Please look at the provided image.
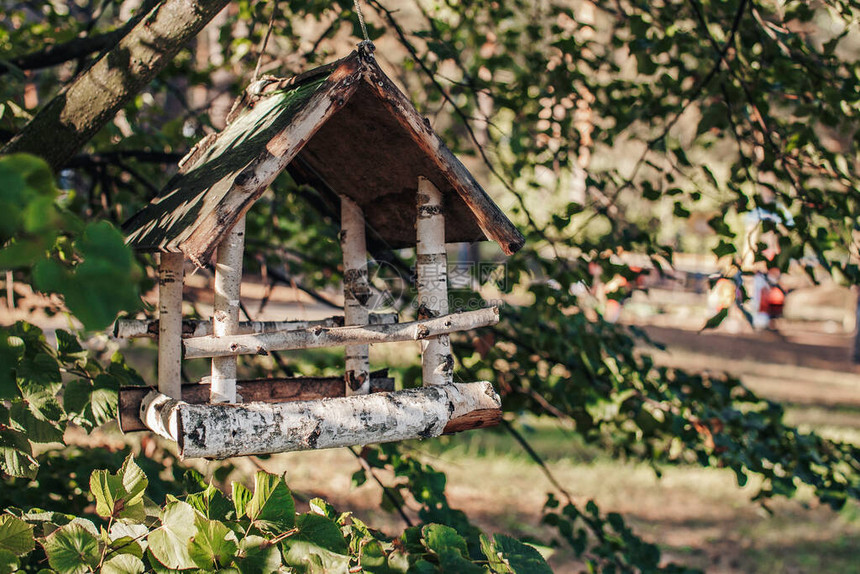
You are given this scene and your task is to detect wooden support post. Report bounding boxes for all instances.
[341,195,371,395]
[416,177,453,386]
[211,217,245,403]
[139,381,502,459]
[157,252,184,399]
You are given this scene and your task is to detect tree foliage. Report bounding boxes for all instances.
[1,0,859,571]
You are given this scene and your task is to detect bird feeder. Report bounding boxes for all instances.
[115,47,524,460]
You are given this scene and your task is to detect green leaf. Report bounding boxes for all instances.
[186,482,233,521]
[188,516,239,570]
[422,524,468,556]
[33,221,141,330]
[108,522,148,559]
[0,428,38,478]
[15,341,61,396]
[90,455,148,521]
[232,481,252,519]
[55,329,87,366]
[712,240,737,258]
[244,472,295,533]
[282,510,349,572]
[0,515,34,556]
[101,554,145,574]
[64,374,119,430]
[235,535,280,574]
[701,308,728,331]
[42,522,100,574]
[148,501,198,570]
[293,513,348,554]
[0,549,18,574]
[421,524,484,574]
[282,539,349,573]
[0,331,22,400]
[359,538,408,574]
[9,400,64,443]
[482,534,552,574]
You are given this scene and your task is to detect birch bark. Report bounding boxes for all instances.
[341,196,371,395]
[416,177,453,385]
[183,307,498,359]
[211,217,245,403]
[141,381,501,459]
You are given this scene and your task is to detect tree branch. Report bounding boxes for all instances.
[0,29,126,77]
[64,150,185,168]
[0,0,161,77]
[2,0,231,171]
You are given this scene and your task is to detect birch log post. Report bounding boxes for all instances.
[139,381,501,459]
[157,252,184,399]
[211,217,246,403]
[121,373,395,433]
[183,307,499,359]
[416,177,453,386]
[341,195,370,395]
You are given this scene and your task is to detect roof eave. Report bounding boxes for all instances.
[357,56,525,255]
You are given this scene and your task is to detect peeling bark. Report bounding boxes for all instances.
[114,313,398,339]
[182,307,499,359]
[416,177,453,386]
[211,217,245,403]
[140,390,181,442]
[341,195,370,395]
[139,381,502,459]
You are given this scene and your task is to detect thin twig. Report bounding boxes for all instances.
[501,419,575,505]
[349,447,414,527]
[253,2,279,82]
[368,0,561,260]
[647,0,749,147]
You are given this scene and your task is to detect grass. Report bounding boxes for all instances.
[189,399,854,574]
[114,324,860,572]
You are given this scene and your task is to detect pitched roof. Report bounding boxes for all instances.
[123,49,524,267]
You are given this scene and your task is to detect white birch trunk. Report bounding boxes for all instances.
[211,217,245,403]
[114,313,398,339]
[341,195,370,395]
[416,177,452,386]
[140,382,501,459]
[183,307,499,359]
[157,252,184,399]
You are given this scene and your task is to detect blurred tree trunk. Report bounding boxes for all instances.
[853,288,860,364]
[1,0,230,171]
[571,1,595,206]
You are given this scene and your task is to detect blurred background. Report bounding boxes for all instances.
[2,0,860,572]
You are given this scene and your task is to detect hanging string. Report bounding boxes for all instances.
[353,0,374,51]
[252,2,279,82]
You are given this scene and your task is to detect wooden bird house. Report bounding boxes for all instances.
[115,47,524,459]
